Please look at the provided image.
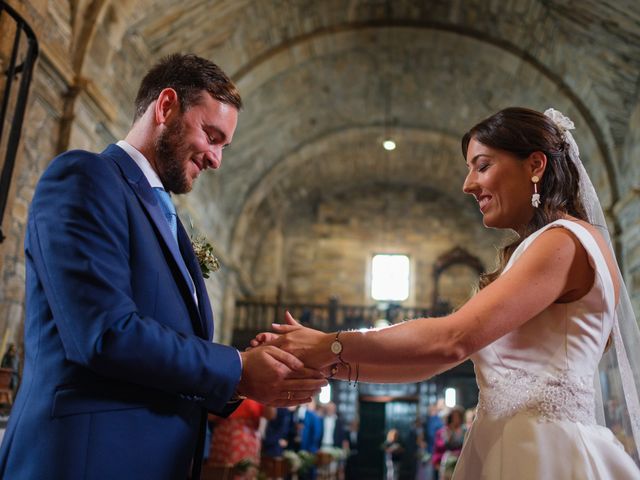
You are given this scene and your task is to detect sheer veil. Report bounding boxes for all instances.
[545,108,640,463]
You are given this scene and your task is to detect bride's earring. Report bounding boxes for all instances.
[531,175,541,208]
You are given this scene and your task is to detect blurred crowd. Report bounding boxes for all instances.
[204,398,353,479]
[202,395,477,480]
[414,400,475,480]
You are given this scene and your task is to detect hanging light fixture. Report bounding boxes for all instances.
[381,79,396,151]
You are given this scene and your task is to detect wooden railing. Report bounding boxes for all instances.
[232,247,484,348]
[232,296,451,348]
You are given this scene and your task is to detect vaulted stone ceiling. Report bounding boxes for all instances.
[74,0,640,272]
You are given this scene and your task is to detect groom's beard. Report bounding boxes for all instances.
[155,118,190,194]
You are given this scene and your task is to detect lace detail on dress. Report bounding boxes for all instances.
[478,369,596,424]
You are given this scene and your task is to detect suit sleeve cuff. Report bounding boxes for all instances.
[228,349,246,402]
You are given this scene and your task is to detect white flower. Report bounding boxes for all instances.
[283,450,302,472]
[544,108,575,132]
[190,236,220,278]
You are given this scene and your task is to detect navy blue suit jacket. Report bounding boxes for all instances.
[263,408,293,457]
[300,410,323,453]
[0,145,242,479]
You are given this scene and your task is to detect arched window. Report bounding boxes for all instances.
[432,247,484,313]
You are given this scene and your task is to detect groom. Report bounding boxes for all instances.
[0,54,326,479]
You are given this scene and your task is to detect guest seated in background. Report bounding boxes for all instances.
[296,398,323,480]
[318,402,348,479]
[414,416,428,480]
[423,401,445,480]
[261,407,294,479]
[320,402,348,450]
[298,398,323,454]
[383,428,404,480]
[209,398,276,479]
[0,344,19,392]
[262,407,293,459]
[432,407,466,480]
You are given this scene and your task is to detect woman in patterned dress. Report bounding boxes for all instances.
[209,399,276,479]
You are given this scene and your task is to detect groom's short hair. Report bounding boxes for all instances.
[133,53,242,120]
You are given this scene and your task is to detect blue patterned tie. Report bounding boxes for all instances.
[153,187,178,242]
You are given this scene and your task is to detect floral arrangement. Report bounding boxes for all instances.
[282,450,302,472]
[296,450,317,474]
[318,446,348,461]
[441,453,458,478]
[190,235,220,278]
[232,458,258,474]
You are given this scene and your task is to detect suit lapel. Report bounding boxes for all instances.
[103,145,205,336]
[177,221,213,340]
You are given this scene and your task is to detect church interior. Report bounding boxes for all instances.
[1,0,640,478]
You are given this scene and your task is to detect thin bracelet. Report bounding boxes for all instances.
[353,362,360,387]
[336,331,348,365]
[334,331,353,383]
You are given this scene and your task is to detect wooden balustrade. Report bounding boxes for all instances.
[233,296,449,348]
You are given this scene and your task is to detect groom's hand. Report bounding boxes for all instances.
[237,345,327,407]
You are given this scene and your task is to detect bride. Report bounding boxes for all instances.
[252,107,640,478]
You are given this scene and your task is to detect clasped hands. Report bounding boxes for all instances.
[238,312,335,407]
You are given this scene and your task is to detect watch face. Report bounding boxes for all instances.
[331,340,343,355]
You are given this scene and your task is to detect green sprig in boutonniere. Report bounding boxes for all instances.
[190,234,221,279]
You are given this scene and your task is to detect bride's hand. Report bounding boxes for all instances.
[268,312,333,370]
[248,312,298,349]
[248,332,280,349]
[247,310,300,348]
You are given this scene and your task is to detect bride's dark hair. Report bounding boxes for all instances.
[461,107,588,289]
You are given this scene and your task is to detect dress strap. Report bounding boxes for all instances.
[505,220,615,308]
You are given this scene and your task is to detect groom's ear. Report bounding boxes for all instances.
[155,88,180,125]
[527,151,547,179]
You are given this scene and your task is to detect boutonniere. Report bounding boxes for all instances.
[190,235,221,278]
[186,218,220,278]
[188,218,220,278]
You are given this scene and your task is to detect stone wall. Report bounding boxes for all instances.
[248,185,504,309]
[0,1,76,350]
[618,101,640,314]
[0,61,69,349]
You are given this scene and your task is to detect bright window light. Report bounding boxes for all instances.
[371,254,410,301]
[319,384,331,404]
[445,388,457,408]
[382,139,396,151]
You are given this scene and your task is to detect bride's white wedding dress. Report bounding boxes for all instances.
[452,220,640,479]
